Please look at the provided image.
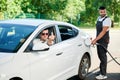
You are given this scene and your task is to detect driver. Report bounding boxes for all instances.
[32,29,55,50]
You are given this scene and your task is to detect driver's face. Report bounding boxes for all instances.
[99,9,106,17]
[40,30,49,41]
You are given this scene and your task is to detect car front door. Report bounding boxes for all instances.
[26,24,81,80]
[25,25,73,80]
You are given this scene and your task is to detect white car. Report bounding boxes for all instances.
[0,19,92,80]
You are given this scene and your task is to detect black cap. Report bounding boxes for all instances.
[99,6,106,10]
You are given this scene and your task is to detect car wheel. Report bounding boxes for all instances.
[78,54,90,79]
[9,77,23,80]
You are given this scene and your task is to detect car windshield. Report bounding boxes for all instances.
[0,24,36,53]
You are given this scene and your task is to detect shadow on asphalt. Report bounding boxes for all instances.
[67,72,120,80]
[67,75,80,80]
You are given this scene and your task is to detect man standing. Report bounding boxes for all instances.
[92,6,111,79]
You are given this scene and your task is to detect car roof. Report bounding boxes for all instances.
[0,19,59,26]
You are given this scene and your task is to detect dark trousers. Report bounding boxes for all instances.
[97,43,108,75]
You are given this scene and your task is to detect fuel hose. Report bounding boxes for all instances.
[96,43,120,66]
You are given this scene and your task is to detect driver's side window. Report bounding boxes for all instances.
[25,26,56,52]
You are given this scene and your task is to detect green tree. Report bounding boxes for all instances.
[29,0,68,19]
[0,0,7,19]
[106,0,120,22]
[0,0,23,19]
[0,0,119,27]
[84,0,99,25]
[84,0,120,26]
[6,0,23,19]
[0,0,7,12]
[62,0,85,23]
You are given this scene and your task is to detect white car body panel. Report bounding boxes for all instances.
[0,53,30,80]
[28,36,84,80]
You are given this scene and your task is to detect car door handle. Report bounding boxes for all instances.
[78,44,82,46]
[56,52,63,56]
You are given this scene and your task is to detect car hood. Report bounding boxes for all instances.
[0,53,14,65]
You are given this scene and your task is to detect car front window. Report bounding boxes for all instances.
[0,24,36,53]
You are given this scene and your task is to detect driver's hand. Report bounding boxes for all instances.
[48,32,55,41]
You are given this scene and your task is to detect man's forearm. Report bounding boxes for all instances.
[92,27,109,45]
[95,30,106,41]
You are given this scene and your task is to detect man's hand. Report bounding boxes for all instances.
[48,32,55,41]
[91,39,97,45]
[47,32,55,46]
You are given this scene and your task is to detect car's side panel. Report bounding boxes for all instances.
[0,53,30,80]
[27,40,77,80]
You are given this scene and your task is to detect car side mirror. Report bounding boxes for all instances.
[32,43,49,51]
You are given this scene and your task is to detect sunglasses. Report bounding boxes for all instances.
[41,33,49,35]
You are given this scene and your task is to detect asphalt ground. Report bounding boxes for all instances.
[68,29,120,80]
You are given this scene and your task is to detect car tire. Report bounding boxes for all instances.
[78,54,90,79]
[9,77,23,80]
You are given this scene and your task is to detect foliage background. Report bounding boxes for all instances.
[0,0,120,27]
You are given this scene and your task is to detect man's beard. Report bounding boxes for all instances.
[101,14,106,17]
